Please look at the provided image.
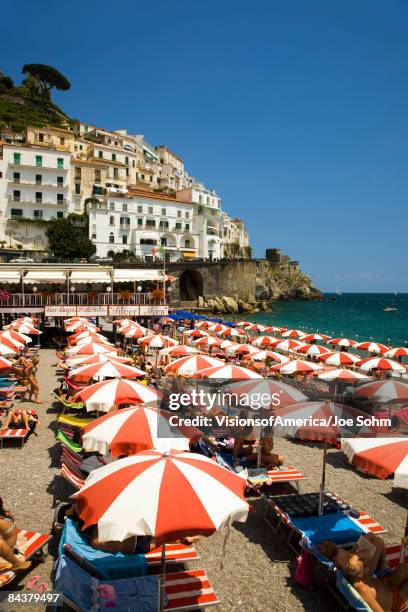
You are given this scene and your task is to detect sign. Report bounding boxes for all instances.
[139,305,169,316]
[77,305,108,317]
[0,307,44,314]
[108,305,140,317]
[44,306,77,317]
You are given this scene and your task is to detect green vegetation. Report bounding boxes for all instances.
[0,64,71,132]
[46,214,96,260]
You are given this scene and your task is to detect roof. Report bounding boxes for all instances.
[127,188,192,205]
[71,158,108,168]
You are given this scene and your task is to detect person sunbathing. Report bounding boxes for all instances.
[233,430,284,468]
[0,498,31,571]
[89,526,199,554]
[319,537,408,612]
[2,408,40,430]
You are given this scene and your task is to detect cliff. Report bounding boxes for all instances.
[255,259,322,302]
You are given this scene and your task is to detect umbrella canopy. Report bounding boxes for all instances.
[218,327,246,338]
[165,355,225,376]
[319,351,361,366]
[114,318,137,327]
[74,335,113,348]
[65,321,98,333]
[0,356,13,371]
[274,339,303,352]
[384,348,408,359]
[271,359,323,375]
[207,323,228,333]
[82,406,196,456]
[159,345,200,357]
[65,354,131,367]
[219,340,239,350]
[281,329,305,339]
[318,369,372,383]
[357,357,406,373]
[73,379,160,413]
[194,336,222,348]
[329,338,356,348]
[65,343,117,357]
[184,329,210,339]
[0,343,17,356]
[301,333,331,343]
[353,380,408,402]
[74,449,249,543]
[225,378,307,408]
[121,325,150,339]
[251,336,280,348]
[296,344,331,357]
[68,331,107,345]
[0,330,31,345]
[355,342,390,355]
[0,336,23,351]
[138,335,178,349]
[341,438,408,488]
[227,344,260,356]
[9,323,41,335]
[195,364,263,380]
[262,326,284,334]
[251,350,290,363]
[68,361,146,382]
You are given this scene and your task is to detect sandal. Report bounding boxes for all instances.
[36,582,48,593]
[26,575,41,590]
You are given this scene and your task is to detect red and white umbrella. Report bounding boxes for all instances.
[65,354,131,367]
[319,351,361,367]
[301,333,331,343]
[227,344,260,356]
[353,380,408,402]
[355,342,390,355]
[74,335,113,348]
[10,323,41,335]
[251,350,289,363]
[0,330,31,345]
[0,356,13,371]
[274,339,303,352]
[195,364,263,380]
[262,326,284,334]
[384,348,408,359]
[75,449,249,543]
[82,406,196,456]
[252,335,280,348]
[220,340,239,350]
[65,342,118,357]
[184,329,210,339]
[219,327,246,338]
[341,438,408,488]
[68,361,146,382]
[194,336,222,348]
[138,335,178,349]
[271,359,323,375]
[207,323,228,333]
[329,338,356,348]
[159,345,199,357]
[236,321,251,328]
[114,318,137,327]
[121,325,150,339]
[357,357,406,373]
[73,378,161,412]
[296,344,331,357]
[226,378,307,407]
[194,321,214,329]
[65,321,98,333]
[281,329,305,339]
[0,343,17,356]
[165,355,224,377]
[68,331,107,345]
[318,369,371,383]
[0,336,23,351]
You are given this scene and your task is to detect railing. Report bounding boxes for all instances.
[0,292,166,307]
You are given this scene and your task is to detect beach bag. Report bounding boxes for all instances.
[294,549,313,587]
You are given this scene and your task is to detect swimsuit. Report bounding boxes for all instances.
[381,575,407,611]
[0,514,16,537]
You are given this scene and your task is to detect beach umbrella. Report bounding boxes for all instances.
[65,342,117,357]
[0,330,32,345]
[357,357,406,373]
[184,329,210,339]
[353,380,408,402]
[227,344,260,356]
[74,448,249,544]
[384,348,408,360]
[0,336,24,351]
[355,342,390,355]
[296,344,331,357]
[0,356,13,371]
[317,369,372,383]
[121,325,150,339]
[271,359,323,375]
[219,327,246,338]
[0,343,17,356]
[165,355,224,377]
[220,340,239,350]
[251,335,280,348]
[73,378,160,412]
[82,406,197,457]
[329,338,356,348]
[74,335,113,348]
[194,321,214,329]
[251,350,290,363]
[68,361,146,382]
[158,316,176,325]
[341,438,408,488]
[68,331,108,345]
[195,363,263,380]
[236,321,251,328]
[225,378,307,408]
[301,333,331,343]
[281,329,306,339]
[274,339,304,353]
[65,354,131,367]
[9,323,41,335]
[113,318,137,327]
[159,345,199,357]
[262,326,284,334]
[65,321,99,333]
[319,351,361,366]
[207,323,228,333]
[194,336,222,349]
[138,335,178,349]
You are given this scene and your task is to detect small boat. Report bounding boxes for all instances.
[384,306,397,312]
[336,287,342,296]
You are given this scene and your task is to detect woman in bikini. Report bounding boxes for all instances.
[0,498,31,572]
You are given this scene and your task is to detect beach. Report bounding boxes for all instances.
[1,347,407,611]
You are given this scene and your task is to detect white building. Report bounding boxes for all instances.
[220,211,250,258]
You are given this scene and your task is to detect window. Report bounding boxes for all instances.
[35,192,42,203]
[137,218,143,226]
[175,222,182,230]
[125,156,129,165]
[60,137,65,146]
[161,208,166,216]
[132,160,135,168]
[161,237,167,246]
[33,210,43,219]
[109,233,114,243]
[140,238,157,245]
[150,176,153,182]
[84,126,88,133]
[113,168,118,179]
[75,183,81,195]
[13,190,21,202]
[93,185,103,196]
[57,157,64,169]
[37,133,44,142]
[57,211,64,219]
[75,167,81,180]
[198,195,203,203]
[177,210,182,218]
[57,176,63,186]
[11,208,22,218]
[148,206,153,214]
[57,193,64,203]
[109,202,115,211]
[185,212,189,219]
[98,151,103,159]
[91,232,97,239]
[159,220,169,229]
[35,155,42,167]
[141,174,145,180]
[122,235,127,245]
[184,239,190,248]
[122,203,128,212]
[112,153,116,161]
[13,153,21,165]
[35,174,42,185]
[13,172,20,183]
[94,169,101,182]
[137,205,143,213]
[207,197,210,204]
[109,216,115,225]
[185,223,190,231]
[146,219,156,227]
[120,217,130,226]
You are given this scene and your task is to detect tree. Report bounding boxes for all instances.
[46,215,95,260]
[22,64,71,98]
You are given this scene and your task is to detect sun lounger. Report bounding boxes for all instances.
[0,529,51,589]
[0,428,28,449]
[52,391,84,413]
[61,446,83,471]
[146,544,200,566]
[56,429,82,453]
[60,462,86,490]
[57,414,93,429]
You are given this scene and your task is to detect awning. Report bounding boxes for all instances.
[113,270,164,283]
[24,271,67,284]
[182,252,196,258]
[0,271,21,284]
[70,270,111,284]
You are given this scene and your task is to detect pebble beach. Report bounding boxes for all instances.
[0,348,406,611]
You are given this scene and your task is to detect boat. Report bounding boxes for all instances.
[336,287,342,296]
[384,306,397,312]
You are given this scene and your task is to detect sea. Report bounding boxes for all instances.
[229,293,408,348]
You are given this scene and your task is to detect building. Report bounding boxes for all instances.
[221,212,250,258]
[155,145,192,191]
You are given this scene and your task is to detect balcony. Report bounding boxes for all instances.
[0,292,165,307]
[8,179,67,189]
[9,162,68,171]
[7,196,68,206]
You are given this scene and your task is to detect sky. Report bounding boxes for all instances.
[1,0,408,292]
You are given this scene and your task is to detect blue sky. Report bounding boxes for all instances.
[2,0,408,291]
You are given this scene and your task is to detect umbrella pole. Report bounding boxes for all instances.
[399,511,408,565]
[159,543,166,612]
[318,441,328,516]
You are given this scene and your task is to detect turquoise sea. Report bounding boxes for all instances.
[233,293,408,348]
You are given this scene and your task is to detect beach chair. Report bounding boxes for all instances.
[0,529,51,589]
[56,429,82,454]
[0,428,28,449]
[55,546,219,612]
[60,462,86,490]
[57,414,94,429]
[52,391,84,413]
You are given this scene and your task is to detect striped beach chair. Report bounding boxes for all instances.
[0,529,51,589]
[60,462,86,490]
[0,428,28,449]
[146,544,200,566]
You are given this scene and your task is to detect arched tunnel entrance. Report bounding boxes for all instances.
[179,269,204,301]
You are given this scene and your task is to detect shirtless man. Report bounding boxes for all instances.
[0,498,31,571]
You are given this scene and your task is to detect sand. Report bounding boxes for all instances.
[0,348,406,611]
